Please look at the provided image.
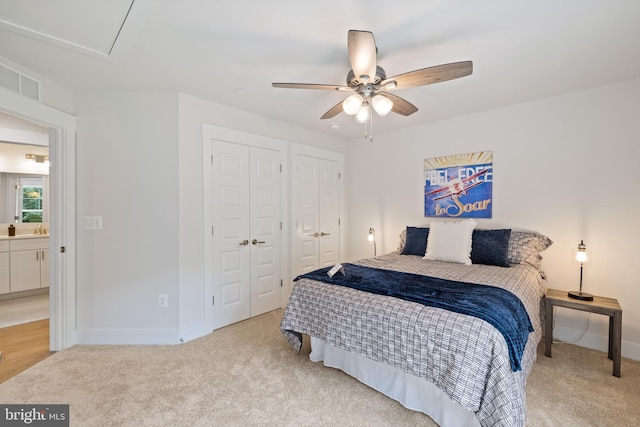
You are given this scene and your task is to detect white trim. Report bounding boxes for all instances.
[75,328,178,345]
[0,87,76,351]
[178,320,208,344]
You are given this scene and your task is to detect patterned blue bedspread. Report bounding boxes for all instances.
[295,263,533,371]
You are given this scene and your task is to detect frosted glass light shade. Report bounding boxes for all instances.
[372,94,393,116]
[342,93,363,115]
[573,240,589,264]
[355,102,371,123]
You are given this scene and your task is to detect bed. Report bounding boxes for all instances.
[280,222,552,427]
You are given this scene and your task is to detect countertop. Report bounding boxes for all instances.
[0,234,50,240]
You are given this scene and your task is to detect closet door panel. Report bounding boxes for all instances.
[293,155,320,275]
[212,141,251,328]
[250,147,281,316]
[318,159,341,267]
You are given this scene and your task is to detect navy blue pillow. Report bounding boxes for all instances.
[401,227,429,256]
[471,229,512,267]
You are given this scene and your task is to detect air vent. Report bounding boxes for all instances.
[0,63,41,101]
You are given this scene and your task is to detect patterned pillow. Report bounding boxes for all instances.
[507,231,553,269]
[471,229,512,267]
[397,228,407,252]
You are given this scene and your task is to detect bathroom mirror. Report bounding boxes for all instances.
[0,113,50,225]
[1,173,48,223]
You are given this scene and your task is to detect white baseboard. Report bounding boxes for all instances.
[178,320,212,343]
[75,328,180,345]
[553,325,640,362]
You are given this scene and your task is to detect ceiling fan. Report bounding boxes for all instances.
[272,30,473,141]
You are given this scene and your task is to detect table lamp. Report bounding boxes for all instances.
[568,240,593,301]
[368,227,377,256]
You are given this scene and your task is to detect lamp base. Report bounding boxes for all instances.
[568,290,594,301]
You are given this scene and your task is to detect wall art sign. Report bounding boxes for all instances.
[424,151,493,218]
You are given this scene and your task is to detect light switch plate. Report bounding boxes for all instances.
[84,216,102,230]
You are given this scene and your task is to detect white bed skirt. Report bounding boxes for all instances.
[309,336,481,427]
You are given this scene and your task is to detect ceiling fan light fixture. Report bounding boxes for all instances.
[372,94,393,117]
[355,101,371,123]
[342,93,363,115]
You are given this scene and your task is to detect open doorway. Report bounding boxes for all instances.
[0,91,76,353]
[0,113,51,328]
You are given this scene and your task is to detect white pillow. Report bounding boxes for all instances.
[423,219,477,264]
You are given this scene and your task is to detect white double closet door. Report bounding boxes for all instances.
[211,140,282,329]
[293,153,342,275]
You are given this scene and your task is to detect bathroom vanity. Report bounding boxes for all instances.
[0,235,49,298]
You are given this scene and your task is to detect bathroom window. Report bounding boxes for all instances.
[21,184,43,222]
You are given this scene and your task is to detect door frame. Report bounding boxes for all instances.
[202,124,289,331]
[0,89,76,351]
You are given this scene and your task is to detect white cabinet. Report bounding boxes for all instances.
[9,237,49,292]
[0,241,9,294]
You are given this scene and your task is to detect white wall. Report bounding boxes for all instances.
[346,78,640,361]
[74,91,181,344]
[71,89,346,345]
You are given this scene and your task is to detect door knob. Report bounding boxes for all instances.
[239,240,249,246]
[320,232,331,236]
[252,239,265,245]
[308,232,320,237]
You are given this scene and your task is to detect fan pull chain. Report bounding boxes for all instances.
[363,107,373,142]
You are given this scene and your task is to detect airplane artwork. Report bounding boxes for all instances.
[424,168,490,201]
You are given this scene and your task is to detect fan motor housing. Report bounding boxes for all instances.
[347,66,387,87]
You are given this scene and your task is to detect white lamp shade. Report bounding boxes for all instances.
[372,94,393,116]
[576,250,588,263]
[342,93,363,115]
[573,240,589,264]
[355,102,371,123]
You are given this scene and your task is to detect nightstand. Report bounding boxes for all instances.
[544,288,622,377]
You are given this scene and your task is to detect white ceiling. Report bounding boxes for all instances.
[0,0,639,141]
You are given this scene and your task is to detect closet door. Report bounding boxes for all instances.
[211,140,282,328]
[212,141,251,328]
[317,159,341,267]
[249,147,281,316]
[292,154,342,277]
[294,155,320,274]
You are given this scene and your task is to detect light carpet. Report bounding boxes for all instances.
[0,309,638,426]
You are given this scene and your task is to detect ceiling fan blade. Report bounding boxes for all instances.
[382,61,473,90]
[348,30,377,84]
[272,83,349,91]
[320,100,345,119]
[379,92,419,116]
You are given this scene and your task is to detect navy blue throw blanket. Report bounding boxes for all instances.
[295,263,533,372]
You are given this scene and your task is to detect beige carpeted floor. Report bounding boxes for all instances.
[0,309,638,426]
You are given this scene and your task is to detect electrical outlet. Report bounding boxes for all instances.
[158,294,168,308]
